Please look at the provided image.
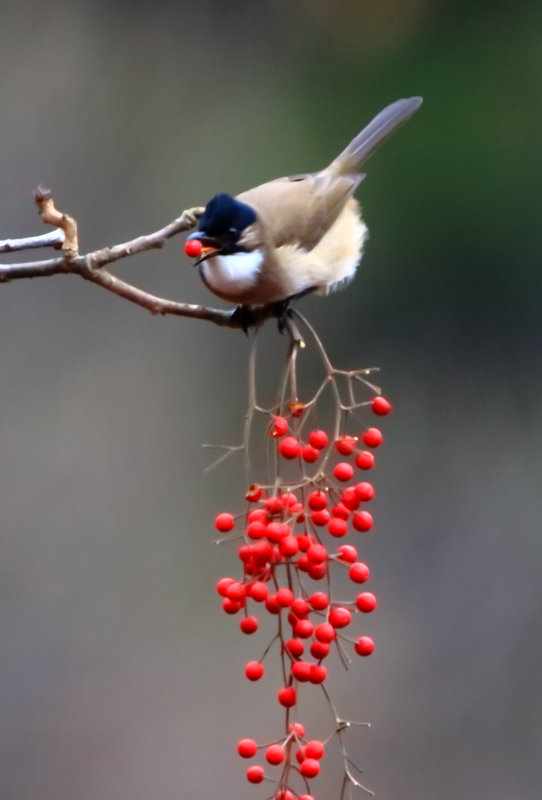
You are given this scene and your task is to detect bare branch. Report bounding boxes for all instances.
[0,192,289,331]
[34,187,78,256]
[0,228,64,253]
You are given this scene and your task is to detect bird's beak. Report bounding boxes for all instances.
[186,230,222,264]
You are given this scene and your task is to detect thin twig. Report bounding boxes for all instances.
[0,229,64,253]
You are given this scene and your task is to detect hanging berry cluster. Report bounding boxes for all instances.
[213,369,393,800]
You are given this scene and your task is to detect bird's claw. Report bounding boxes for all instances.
[230,304,257,335]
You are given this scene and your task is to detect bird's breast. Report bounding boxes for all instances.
[199,250,264,302]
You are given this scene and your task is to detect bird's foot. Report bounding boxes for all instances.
[272,301,305,349]
[230,304,257,335]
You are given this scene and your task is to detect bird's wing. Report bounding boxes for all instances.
[237,171,363,250]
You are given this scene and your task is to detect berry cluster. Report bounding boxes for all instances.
[213,395,392,799]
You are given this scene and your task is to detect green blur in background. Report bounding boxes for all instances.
[1,2,541,799]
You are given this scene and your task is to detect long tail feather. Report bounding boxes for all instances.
[327,96,422,175]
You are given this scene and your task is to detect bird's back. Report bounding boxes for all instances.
[237,171,362,250]
[237,97,421,251]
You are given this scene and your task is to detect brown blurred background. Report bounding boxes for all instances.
[1,1,542,798]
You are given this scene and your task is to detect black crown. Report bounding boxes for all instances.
[198,193,257,242]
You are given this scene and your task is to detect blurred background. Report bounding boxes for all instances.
[1,1,541,798]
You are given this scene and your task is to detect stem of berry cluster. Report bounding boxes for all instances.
[212,313,393,800]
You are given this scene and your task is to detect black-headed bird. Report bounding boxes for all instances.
[185,97,422,316]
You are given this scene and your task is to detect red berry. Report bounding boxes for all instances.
[305,740,325,759]
[296,554,310,572]
[289,400,306,418]
[355,635,375,656]
[372,396,393,416]
[335,435,357,455]
[352,510,373,532]
[294,618,314,638]
[309,430,329,449]
[355,481,375,501]
[265,594,280,614]
[238,738,258,758]
[328,517,348,537]
[356,450,375,470]
[309,591,329,610]
[334,462,355,482]
[300,758,320,778]
[356,591,377,612]
[289,722,305,737]
[247,520,267,540]
[240,616,259,634]
[216,577,235,596]
[309,664,327,683]
[307,491,328,511]
[314,622,335,642]
[245,484,263,502]
[226,581,246,601]
[265,496,284,514]
[331,502,350,520]
[276,791,295,800]
[184,238,202,258]
[238,544,254,563]
[245,661,264,680]
[307,543,327,564]
[249,581,268,602]
[278,686,297,707]
[266,521,289,543]
[291,597,309,617]
[310,640,330,659]
[276,587,294,607]
[280,535,300,557]
[299,796,315,800]
[329,606,352,628]
[337,544,358,563]
[265,744,286,765]
[308,562,328,580]
[215,512,234,532]
[246,765,264,783]
[270,416,288,437]
[285,638,305,658]
[281,492,299,507]
[340,486,360,511]
[349,562,370,583]
[279,436,301,459]
[292,660,312,682]
[301,444,320,463]
[222,598,243,614]
[362,427,383,448]
[296,745,307,763]
[296,533,313,552]
[252,541,273,563]
[310,509,330,527]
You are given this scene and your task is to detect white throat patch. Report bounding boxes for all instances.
[200,250,263,297]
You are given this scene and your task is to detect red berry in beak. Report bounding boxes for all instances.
[184,238,203,258]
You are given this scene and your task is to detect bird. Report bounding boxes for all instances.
[185,97,422,321]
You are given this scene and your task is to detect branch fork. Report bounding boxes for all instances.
[0,189,287,333]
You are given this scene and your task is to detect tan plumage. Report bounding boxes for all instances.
[192,97,422,306]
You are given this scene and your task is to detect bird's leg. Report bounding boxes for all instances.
[271,300,305,350]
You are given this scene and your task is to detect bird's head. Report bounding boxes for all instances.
[185,193,258,263]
